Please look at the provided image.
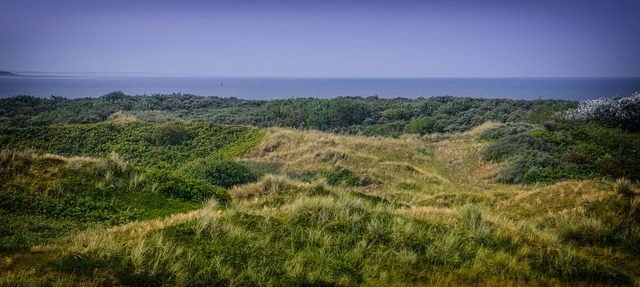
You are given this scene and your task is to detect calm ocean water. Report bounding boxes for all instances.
[1,75,639,101]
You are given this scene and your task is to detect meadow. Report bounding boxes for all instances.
[0,92,639,286]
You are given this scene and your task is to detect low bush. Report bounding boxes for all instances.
[477,123,538,141]
[482,132,552,162]
[482,122,640,184]
[181,159,258,189]
[496,150,566,184]
[145,169,230,204]
[404,117,444,135]
[321,167,374,187]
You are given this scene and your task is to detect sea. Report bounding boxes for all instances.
[1,75,640,101]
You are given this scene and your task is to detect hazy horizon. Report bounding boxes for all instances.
[2,0,639,78]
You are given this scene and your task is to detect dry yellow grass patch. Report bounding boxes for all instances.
[108,111,139,123]
[231,174,327,201]
[243,126,526,208]
[244,128,454,205]
[495,180,612,220]
[393,206,460,224]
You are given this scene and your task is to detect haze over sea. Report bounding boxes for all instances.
[1,75,639,101]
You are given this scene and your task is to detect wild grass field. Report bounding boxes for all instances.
[1,93,639,286]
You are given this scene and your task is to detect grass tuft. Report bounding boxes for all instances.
[616,178,636,199]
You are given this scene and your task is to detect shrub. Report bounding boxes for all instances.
[496,150,565,184]
[404,117,444,135]
[477,123,538,141]
[182,159,258,189]
[381,108,411,121]
[321,167,373,186]
[482,132,552,162]
[146,169,230,204]
[154,122,189,145]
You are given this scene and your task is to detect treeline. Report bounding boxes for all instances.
[0,91,575,136]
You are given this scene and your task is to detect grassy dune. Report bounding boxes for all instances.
[2,123,638,286]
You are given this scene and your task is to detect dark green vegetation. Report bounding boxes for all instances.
[181,159,259,189]
[1,92,639,286]
[0,91,574,135]
[480,93,640,184]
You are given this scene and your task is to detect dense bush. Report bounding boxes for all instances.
[482,131,553,162]
[153,122,190,145]
[477,123,538,141]
[321,167,373,186]
[1,93,575,136]
[145,169,230,203]
[496,150,566,184]
[181,159,258,189]
[482,122,640,184]
[404,117,444,135]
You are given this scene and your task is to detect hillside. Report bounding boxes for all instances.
[1,123,639,286]
[1,94,639,286]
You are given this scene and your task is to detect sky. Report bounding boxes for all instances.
[1,0,639,77]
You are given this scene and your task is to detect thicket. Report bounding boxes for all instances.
[0,92,575,136]
[481,93,640,184]
[180,159,259,189]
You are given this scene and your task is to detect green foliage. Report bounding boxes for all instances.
[181,159,258,189]
[437,97,472,115]
[496,150,566,184]
[0,121,261,170]
[525,103,575,124]
[404,117,444,135]
[482,123,640,184]
[321,167,373,187]
[145,169,230,204]
[381,108,411,121]
[477,122,538,141]
[153,122,190,145]
[1,92,574,136]
[482,131,552,162]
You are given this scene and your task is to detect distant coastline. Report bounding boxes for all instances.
[1,75,639,101]
[0,71,21,77]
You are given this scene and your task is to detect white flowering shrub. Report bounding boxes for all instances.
[564,92,640,132]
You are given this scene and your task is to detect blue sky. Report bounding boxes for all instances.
[1,0,639,77]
